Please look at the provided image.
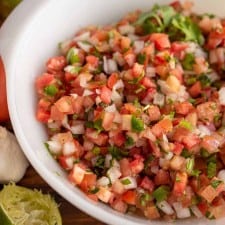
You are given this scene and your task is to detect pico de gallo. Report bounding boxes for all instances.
[35,1,225,221]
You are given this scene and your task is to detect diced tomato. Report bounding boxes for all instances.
[122,190,137,205]
[69,163,86,185]
[79,173,97,192]
[148,140,161,158]
[102,112,115,131]
[172,142,184,155]
[58,156,74,170]
[124,53,136,67]
[107,73,118,89]
[173,172,188,196]
[147,105,161,122]
[132,62,144,78]
[72,96,84,114]
[50,105,65,121]
[55,96,74,114]
[175,101,193,115]
[150,33,171,50]
[38,98,51,110]
[100,85,112,104]
[120,158,132,177]
[154,169,170,185]
[188,81,202,97]
[111,198,128,213]
[144,203,160,219]
[36,73,55,90]
[197,101,220,123]
[140,176,154,192]
[155,65,169,78]
[201,134,221,153]
[140,77,156,89]
[36,108,50,123]
[171,42,188,53]
[197,202,209,215]
[85,128,108,146]
[46,56,67,73]
[86,55,99,67]
[110,131,126,147]
[120,36,131,50]
[151,118,173,137]
[130,157,144,174]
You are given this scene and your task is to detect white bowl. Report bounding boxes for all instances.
[0,0,224,224]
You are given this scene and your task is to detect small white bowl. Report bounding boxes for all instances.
[0,0,224,224]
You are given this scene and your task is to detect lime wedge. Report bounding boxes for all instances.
[0,184,62,225]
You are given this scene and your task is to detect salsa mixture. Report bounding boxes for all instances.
[35,1,225,220]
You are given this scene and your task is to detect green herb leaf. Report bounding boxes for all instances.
[131,115,144,132]
[179,119,193,131]
[108,146,129,160]
[137,53,146,65]
[94,156,105,169]
[182,53,195,70]
[140,193,152,206]
[200,148,210,158]
[191,169,201,177]
[153,186,169,202]
[170,14,204,45]
[121,178,131,185]
[125,136,134,148]
[198,74,211,87]
[207,161,216,178]
[44,85,58,96]
[93,119,103,133]
[89,187,100,194]
[92,146,101,155]
[181,148,192,158]
[211,180,223,189]
[186,157,194,174]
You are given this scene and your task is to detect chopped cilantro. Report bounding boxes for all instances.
[186,157,194,174]
[153,186,169,202]
[179,119,193,130]
[211,180,223,189]
[94,156,105,169]
[66,47,80,64]
[198,74,211,87]
[181,148,192,158]
[92,146,101,155]
[207,162,216,178]
[89,187,100,194]
[121,178,131,185]
[182,53,195,70]
[188,98,196,104]
[44,85,58,96]
[125,136,134,147]
[108,146,129,160]
[131,115,144,132]
[85,119,103,133]
[140,193,152,206]
[137,53,146,65]
[200,148,210,158]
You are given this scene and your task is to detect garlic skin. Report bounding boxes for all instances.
[0,126,29,183]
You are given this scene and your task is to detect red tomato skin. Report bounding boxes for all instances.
[150,33,171,50]
[0,57,9,121]
[100,86,112,104]
[122,191,137,205]
[140,176,154,192]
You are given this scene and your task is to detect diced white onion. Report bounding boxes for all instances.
[107,166,122,184]
[111,90,122,104]
[105,154,113,168]
[70,124,85,134]
[146,66,156,77]
[47,122,60,129]
[113,79,124,90]
[172,202,191,219]
[218,170,225,183]
[165,152,174,160]
[135,138,146,147]
[74,31,90,42]
[77,41,92,52]
[207,71,219,82]
[62,115,70,129]
[107,59,118,74]
[113,52,125,66]
[63,141,76,156]
[133,40,144,54]
[97,176,110,186]
[197,124,212,137]
[95,96,102,105]
[105,104,117,113]
[70,93,78,99]
[120,176,137,190]
[153,92,165,107]
[157,201,174,215]
[83,89,94,96]
[151,165,159,174]
[83,140,94,151]
[118,24,135,35]
[127,34,139,41]
[190,205,203,218]
[46,140,62,155]
[219,87,225,105]
[65,156,75,170]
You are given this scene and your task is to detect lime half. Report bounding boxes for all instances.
[0,184,62,225]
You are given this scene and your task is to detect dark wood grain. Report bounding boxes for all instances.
[18,166,106,225]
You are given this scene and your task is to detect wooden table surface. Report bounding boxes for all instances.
[18,166,106,225]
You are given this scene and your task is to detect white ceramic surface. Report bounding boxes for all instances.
[0,0,225,224]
